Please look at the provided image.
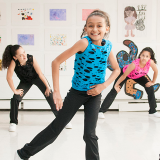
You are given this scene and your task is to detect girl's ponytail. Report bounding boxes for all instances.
[80,24,87,39]
[2,44,20,69]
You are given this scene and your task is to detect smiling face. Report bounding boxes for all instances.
[84,15,109,45]
[13,47,27,65]
[139,51,151,64]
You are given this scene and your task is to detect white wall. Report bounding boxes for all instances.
[0,0,160,101]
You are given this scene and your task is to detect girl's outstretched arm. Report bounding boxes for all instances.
[87,50,120,96]
[114,62,135,92]
[33,56,51,97]
[7,60,24,96]
[145,60,158,87]
[52,39,88,111]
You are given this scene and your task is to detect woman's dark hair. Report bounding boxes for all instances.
[138,47,157,64]
[2,45,21,69]
[81,9,111,39]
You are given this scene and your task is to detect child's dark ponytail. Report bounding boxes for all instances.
[138,47,157,64]
[2,44,21,69]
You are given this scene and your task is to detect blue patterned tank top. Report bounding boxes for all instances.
[72,36,112,91]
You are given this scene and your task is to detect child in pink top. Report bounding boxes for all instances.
[99,47,160,118]
[122,58,151,79]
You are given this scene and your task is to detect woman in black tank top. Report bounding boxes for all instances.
[2,45,72,132]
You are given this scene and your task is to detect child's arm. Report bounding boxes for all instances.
[114,62,135,92]
[33,56,51,97]
[52,39,88,111]
[145,60,158,87]
[7,60,24,96]
[87,50,120,96]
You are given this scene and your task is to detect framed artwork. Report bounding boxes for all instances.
[44,53,74,76]
[118,0,152,42]
[45,29,72,50]
[12,28,40,50]
[44,3,72,26]
[0,29,7,51]
[157,0,160,43]
[11,3,40,25]
[76,3,104,26]
[0,3,6,25]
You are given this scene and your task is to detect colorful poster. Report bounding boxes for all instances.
[18,34,34,45]
[50,9,66,21]
[0,35,1,44]
[50,34,67,46]
[82,9,94,21]
[17,8,34,20]
[59,61,67,71]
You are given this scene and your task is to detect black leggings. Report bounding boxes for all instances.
[10,77,58,124]
[18,88,101,160]
[99,70,157,114]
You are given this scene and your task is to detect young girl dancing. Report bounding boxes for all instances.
[98,47,160,119]
[14,10,120,160]
[2,45,72,131]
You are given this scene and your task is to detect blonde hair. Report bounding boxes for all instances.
[81,9,111,39]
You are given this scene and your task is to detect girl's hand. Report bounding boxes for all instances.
[53,91,63,111]
[87,84,105,96]
[14,89,24,97]
[145,81,154,87]
[45,87,51,97]
[114,85,121,93]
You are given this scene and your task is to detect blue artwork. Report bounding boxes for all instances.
[18,34,34,45]
[50,9,66,21]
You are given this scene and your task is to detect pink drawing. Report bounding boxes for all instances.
[82,9,95,21]
[124,6,137,37]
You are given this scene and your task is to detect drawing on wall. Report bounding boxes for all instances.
[12,4,39,25]
[107,39,160,99]
[17,8,34,20]
[118,0,152,42]
[0,11,1,20]
[50,9,66,21]
[59,61,67,71]
[50,34,67,46]
[18,34,34,45]
[135,5,146,31]
[45,29,72,50]
[124,6,137,37]
[0,59,2,71]
[44,4,71,26]
[0,35,1,44]
[76,3,104,26]
[124,5,147,37]
[82,9,94,21]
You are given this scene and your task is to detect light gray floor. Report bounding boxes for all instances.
[0,110,160,160]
